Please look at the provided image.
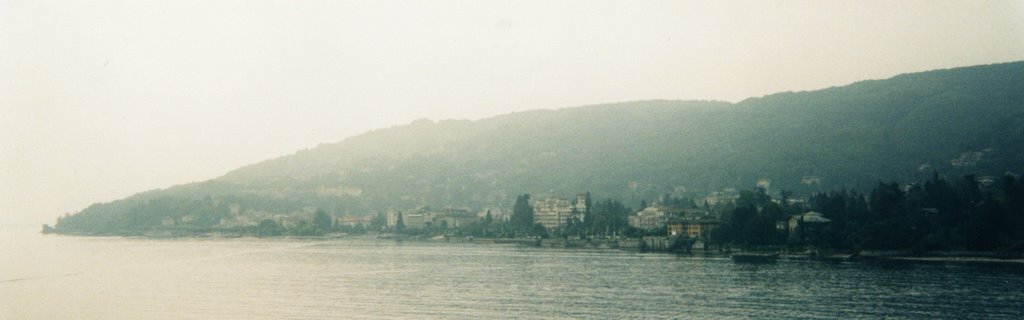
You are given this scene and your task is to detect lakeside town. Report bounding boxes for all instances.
[48,172,1024,264]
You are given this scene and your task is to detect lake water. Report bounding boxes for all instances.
[2,230,1023,319]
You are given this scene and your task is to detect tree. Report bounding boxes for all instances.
[780,190,793,208]
[727,204,756,246]
[484,210,493,225]
[579,191,594,231]
[511,194,534,231]
[588,198,629,237]
[736,189,771,210]
[563,215,584,238]
[530,223,549,238]
[369,212,386,231]
[256,219,284,237]
[396,212,405,232]
[313,209,332,232]
[584,191,593,216]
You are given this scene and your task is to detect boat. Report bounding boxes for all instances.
[731,252,780,263]
[819,253,857,262]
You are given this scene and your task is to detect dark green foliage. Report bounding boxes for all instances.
[670,236,692,252]
[256,219,284,237]
[395,212,405,232]
[718,206,780,248]
[586,198,631,237]
[713,189,787,248]
[807,173,1024,252]
[313,209,332,232]
[369,212,386,231]
[510,194,534,231]
[530,223,548,238]
[713,172,1024,253]
[810,189,870,248]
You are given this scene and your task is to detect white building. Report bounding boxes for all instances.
[787,211,831,235]
[629,206,677,231]
[403,212,425,229]
[533,194,586,230]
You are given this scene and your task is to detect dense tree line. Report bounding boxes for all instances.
[713,173,1024,253]
[582,198,632,237]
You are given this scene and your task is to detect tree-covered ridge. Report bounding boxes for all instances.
[55,61,1024,235]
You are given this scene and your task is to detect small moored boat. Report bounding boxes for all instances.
[731,252,780,263]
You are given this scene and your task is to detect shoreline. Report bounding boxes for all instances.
[45,231,1024,265]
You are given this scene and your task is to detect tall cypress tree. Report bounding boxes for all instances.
[511,194,534,231]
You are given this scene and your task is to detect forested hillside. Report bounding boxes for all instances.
[56,62,1024,234]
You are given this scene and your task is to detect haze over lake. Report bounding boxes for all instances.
[4,1,1024,319]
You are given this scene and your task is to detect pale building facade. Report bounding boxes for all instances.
[533,194,587,230]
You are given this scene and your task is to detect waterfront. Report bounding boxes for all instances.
[2,230,1023,319]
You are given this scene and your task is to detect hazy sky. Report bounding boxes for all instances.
[2,0,1023,228]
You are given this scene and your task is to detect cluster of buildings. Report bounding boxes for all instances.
[381,193,591,232]
[209,187,831,242]
[385,207,508,229]
[377,193,588,233]
[628,201,833,243]
[702,189,739,206]
[216,205,321,229]
[629,205,721,240]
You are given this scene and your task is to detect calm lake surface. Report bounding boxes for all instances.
[2,230,1023,319]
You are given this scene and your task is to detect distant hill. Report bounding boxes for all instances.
[56,61,1024,234]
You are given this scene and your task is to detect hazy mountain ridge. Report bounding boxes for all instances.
[56,62,1024,233]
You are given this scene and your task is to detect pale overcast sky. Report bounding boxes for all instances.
[2,0,1023,228]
